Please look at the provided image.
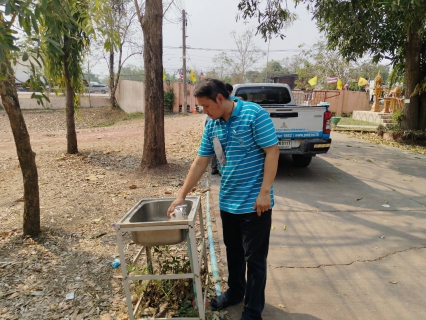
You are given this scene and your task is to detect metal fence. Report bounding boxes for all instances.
[292,90,340,106]
[292,90,312,105]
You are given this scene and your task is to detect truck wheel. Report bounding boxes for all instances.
[292,155,312,167]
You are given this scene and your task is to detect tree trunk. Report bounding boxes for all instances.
[419,49,426,131]
[64,37,78,154]
[402,31,421,130]
[0,58,41,236]
[141,0,167,167]
[87,60,92,107]
[111,45,124,109]
[109,46,119,108]
[419,92,426,130]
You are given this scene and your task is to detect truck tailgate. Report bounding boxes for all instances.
[265,106,327,139]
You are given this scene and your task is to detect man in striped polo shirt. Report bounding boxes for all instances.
[167,79,279,320]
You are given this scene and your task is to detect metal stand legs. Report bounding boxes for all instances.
[115,205,207,320]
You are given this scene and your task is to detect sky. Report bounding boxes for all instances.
[91,0,323,78]
[163,0,322,76]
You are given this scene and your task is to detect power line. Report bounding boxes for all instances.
[186,53,198,72]
[163,0,182,25]
[164,45,302,53]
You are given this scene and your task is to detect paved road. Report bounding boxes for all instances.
[211,131,426,320]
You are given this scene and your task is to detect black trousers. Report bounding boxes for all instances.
[220,209,272,320]
[210,155,218,171]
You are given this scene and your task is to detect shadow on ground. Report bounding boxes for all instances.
[224,301,321,320]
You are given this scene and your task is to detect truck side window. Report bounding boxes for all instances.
[280,91,291,104]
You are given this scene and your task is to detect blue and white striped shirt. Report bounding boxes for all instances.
[198,98,278,214]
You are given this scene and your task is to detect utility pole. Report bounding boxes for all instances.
[182,9,187,114]
[264,38,271,83]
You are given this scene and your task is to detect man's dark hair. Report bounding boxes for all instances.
[225,83,233,94]
[194,78,230,101]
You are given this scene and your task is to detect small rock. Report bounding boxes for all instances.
[66,292,75,300]
[143,307,156,315]
[100,314,112,320]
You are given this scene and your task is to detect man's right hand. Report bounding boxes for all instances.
[167,198,186,219]
[166,156,210,219]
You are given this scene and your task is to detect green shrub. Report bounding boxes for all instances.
[164,88,175,112]
[392,109,404,128]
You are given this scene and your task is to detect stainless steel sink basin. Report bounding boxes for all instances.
[115,197,200,246]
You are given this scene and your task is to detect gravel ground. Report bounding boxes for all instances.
[0,107,218,320]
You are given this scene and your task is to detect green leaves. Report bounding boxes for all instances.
[103,39,111,52]
[5,1,12,14]
[31,14,39,34]
[235,0,425,129]
[236,0,296,41]
[1,0,90,109]
[45,38,64,54]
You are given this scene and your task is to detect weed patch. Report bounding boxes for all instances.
[94,112,145,127]
[130,245,208,318]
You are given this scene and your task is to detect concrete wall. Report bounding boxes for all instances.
[14,80,198,114]
[115,80,144,113]
[116,80,197,114]
[13,85,369,116]
[17,93,110,109]
[353,110,384,124]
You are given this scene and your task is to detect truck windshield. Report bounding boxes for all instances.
[234,86,292,105]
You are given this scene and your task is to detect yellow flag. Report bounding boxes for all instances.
[337,78,343,90]
[190,70,197,83]
[308,76,317,86]
[358,77,368,86]
[163,69,166,81]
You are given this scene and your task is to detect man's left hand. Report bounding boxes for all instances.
[254,191,271,217]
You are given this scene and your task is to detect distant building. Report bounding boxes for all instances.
[270,74,298,89]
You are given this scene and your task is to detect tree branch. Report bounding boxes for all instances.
[8,13,18,29]
[120,53,136,67]
[133,0,144,29]
[163,0,175,17]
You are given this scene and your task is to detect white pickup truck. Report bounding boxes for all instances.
[232,83,332,167]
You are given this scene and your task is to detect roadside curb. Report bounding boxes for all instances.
[333,125,378,132]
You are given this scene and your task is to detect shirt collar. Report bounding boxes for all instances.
[231,97,242,118]
[213,97,242,125]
